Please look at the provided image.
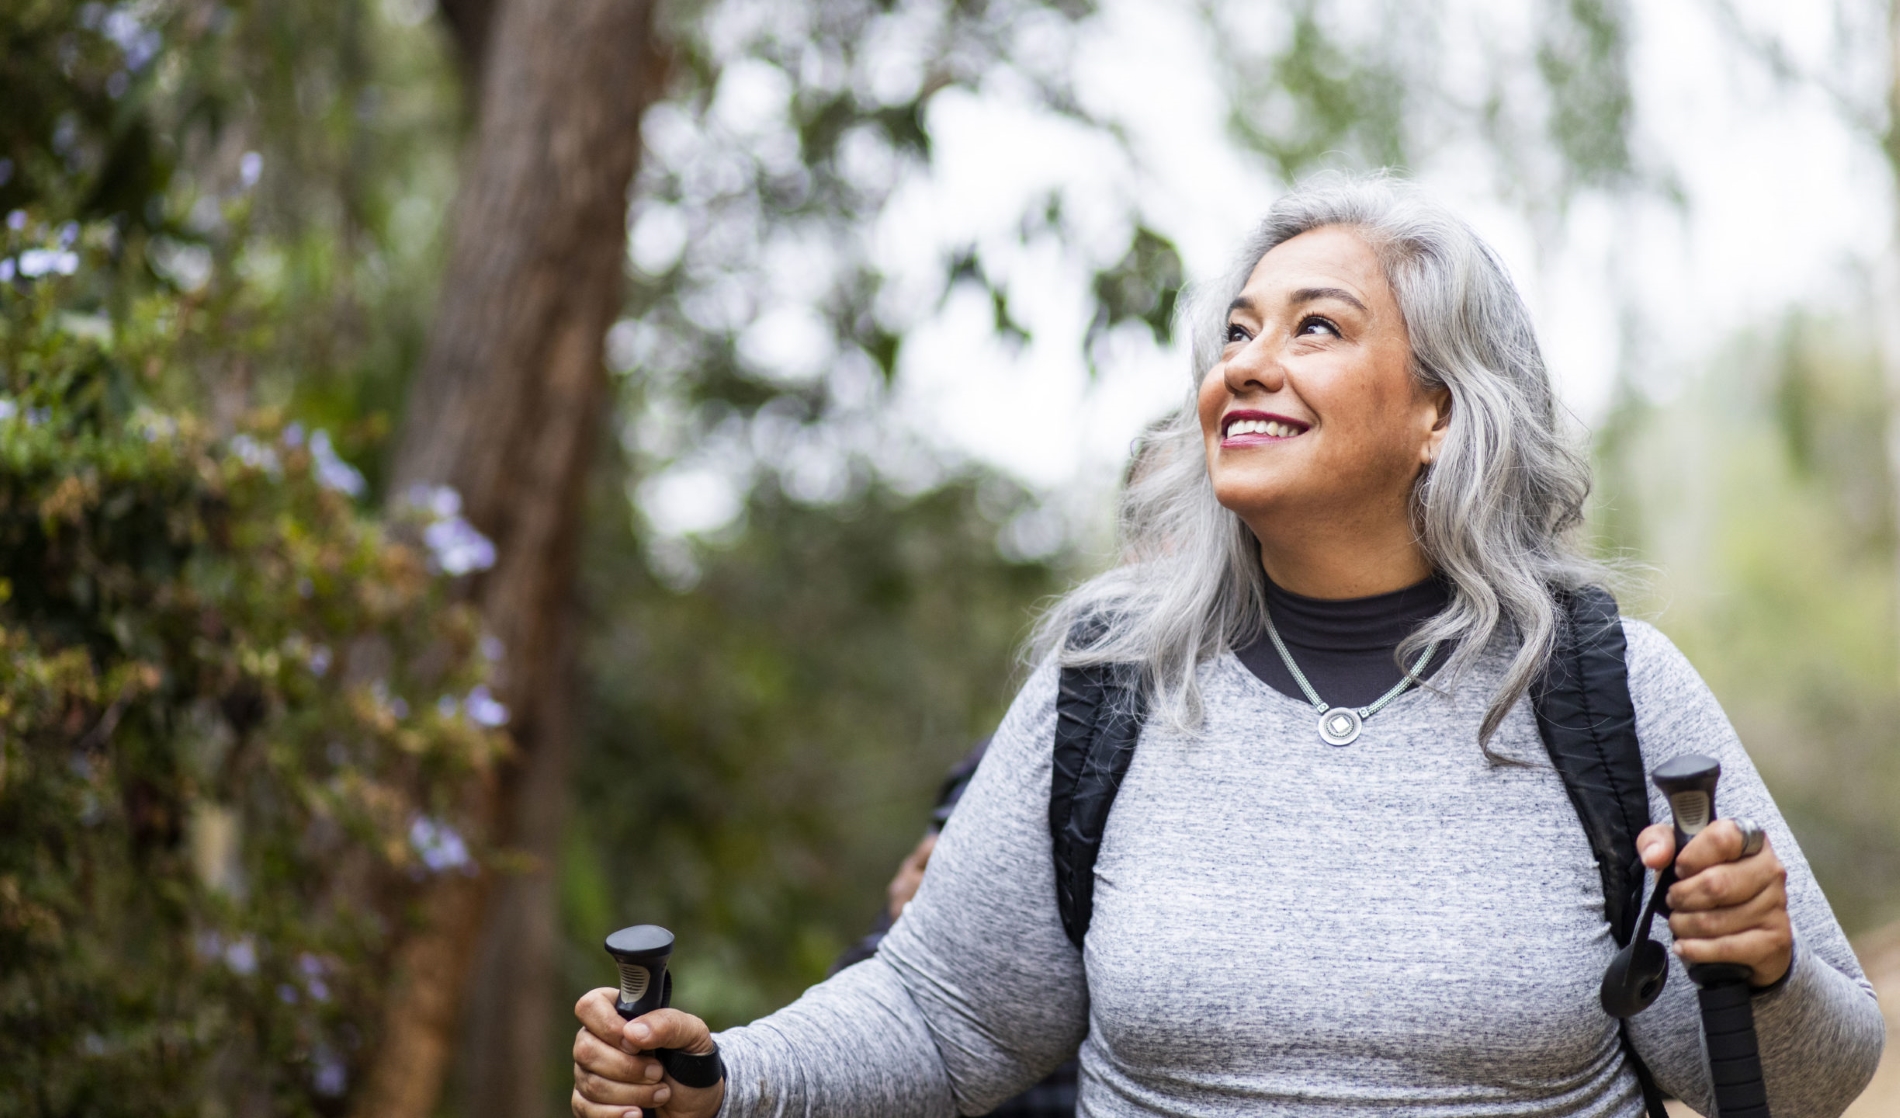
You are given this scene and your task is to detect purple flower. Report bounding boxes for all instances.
[312,1045,348,1096]
[464,684,508,728]
[310,430,366,497]
[229,434,281,475]
[17,248,79,277]
[408,816,472,873]
[404,484,497,575]
[423,517,497,576]
[224,937,258,975]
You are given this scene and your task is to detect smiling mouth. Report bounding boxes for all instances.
[1222,413,1309,441]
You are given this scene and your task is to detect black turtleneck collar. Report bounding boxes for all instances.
[1234,575,1451,709]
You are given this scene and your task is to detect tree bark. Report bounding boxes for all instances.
[436,0,497,90]
[351,1,661,1116]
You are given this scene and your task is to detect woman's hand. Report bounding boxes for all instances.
[572,989,725,1118]
[1637,818,1793,987]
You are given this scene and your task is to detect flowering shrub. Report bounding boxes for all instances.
[0,218,505,1116]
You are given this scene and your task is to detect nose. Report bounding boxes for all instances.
[1220,334,1286,398]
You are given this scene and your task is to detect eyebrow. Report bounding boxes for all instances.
[1226,287,1369,318]
[1290,286,1368,312]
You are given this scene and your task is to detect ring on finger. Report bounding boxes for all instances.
[1732,817,1765,859]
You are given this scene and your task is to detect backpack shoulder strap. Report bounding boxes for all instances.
[1530,588,1671,1118]
[1050,626,1146,950]
[1530,585,1653,947]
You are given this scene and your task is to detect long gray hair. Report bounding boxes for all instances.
[1034,173,1604,748]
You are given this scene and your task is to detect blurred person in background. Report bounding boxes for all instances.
[571,174,1884,1118]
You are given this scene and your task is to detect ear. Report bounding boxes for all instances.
[1419,386,1451,465]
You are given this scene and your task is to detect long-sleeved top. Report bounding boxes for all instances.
[713,619,1885,1117]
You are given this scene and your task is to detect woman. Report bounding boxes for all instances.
[571,176,1885,1117]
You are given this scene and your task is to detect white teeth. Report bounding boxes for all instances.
[1227,418,1303,438]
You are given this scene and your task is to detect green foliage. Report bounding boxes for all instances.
[0,0,173,225]
[1086,225,1184,372]
[1593,312,1900,931]
[0,219,503,1115]
[565,474,1064,1029]
[1220,0,1413,180]
[622,0,1172,476]
[1207,0,1645,211]
[1534,0,1636,191]
[1,0,463,495]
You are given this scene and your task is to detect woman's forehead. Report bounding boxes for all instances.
[1240,225,1390,308]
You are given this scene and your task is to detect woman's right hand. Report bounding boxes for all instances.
[572,989,726,1118]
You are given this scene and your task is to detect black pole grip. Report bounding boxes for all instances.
[606,925,676,1118]
[1693,963,1770,1118]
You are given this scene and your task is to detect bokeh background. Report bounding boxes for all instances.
[3,0,1897,1115]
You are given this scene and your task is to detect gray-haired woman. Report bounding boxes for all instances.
[571,175,1885,1118]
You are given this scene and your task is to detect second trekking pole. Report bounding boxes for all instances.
[1653,754,1771,1118]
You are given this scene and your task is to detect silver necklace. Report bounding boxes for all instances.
[1264,609,1440,746]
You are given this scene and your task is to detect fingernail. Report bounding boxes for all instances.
[654,1087,671,1104]
[628,1023,650,1042]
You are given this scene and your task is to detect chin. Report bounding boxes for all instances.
[1209,470,1292,521]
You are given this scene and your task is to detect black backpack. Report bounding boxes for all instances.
[1047,586,1669,1117]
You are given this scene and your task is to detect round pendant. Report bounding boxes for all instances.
[1318,707,1362,746]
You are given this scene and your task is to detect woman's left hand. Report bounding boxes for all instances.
[1637,819,1793,988]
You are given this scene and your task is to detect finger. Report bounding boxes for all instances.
[576,988,635,1047]
[570,1087,624,1118]
[1637,823,1675,871]
[1669,849,1786,912]
[573,1064,672,1108]
[623,1007,716,1056]
[574,1028,656,1083]
[572,1085,667,1118]
[1672,924,1794,984]
[1674,820,1739,876]
[1667,880,1788,941]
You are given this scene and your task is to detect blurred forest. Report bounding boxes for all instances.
[1,0,1896,1116]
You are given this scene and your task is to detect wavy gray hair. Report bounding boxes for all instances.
[1035,173,1604,749]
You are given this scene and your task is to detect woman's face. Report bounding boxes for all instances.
[1197,225,1447,533]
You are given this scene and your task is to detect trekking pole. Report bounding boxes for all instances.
[1652,755,1770,1118]
[605,925,675,1118]
[603,925,726,1116]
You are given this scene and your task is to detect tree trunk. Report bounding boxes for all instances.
[351,0,660,1115]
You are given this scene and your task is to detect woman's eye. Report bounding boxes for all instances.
[1224,323,1251,344]
[1296,316,1340,337]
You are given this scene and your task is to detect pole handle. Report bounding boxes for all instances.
[1692,964,1770,1118]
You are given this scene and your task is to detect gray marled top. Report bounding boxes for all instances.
[713,621,1884,1117]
